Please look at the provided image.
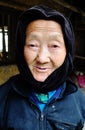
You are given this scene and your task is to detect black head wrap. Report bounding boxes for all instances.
[15,5,75,93]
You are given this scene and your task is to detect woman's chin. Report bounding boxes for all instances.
[34,75,47,82]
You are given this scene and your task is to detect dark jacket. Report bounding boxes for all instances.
[0,74,85,130]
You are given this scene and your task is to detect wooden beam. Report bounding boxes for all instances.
[52,0,85,17]
[0,1,27,11]
[0,0,85,16]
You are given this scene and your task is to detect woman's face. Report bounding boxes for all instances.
[24,20,66,82]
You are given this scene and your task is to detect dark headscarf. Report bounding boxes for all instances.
[15,5,75,93]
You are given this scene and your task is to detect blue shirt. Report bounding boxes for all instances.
[29,87,62,112]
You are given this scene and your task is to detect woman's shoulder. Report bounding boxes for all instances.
[0,74,20,100]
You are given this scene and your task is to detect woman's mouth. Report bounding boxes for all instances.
[34,66,50,72]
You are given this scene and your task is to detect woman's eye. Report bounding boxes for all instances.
[28,44,39,49]
[48,43,59,52]
[50,44,58,49]
[26,42,39,50]
[52,45,58,48]
[29,44,36,47]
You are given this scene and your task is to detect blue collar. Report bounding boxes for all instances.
[29,86,62,111]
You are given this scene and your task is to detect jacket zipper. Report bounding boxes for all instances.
[40,113,44,121]
[39,112,45,130]
[29,100,45,130]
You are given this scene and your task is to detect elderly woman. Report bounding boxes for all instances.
[0,5,85,130]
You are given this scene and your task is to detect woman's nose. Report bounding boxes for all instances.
[37,47,50,63]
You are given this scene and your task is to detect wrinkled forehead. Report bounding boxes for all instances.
[26,20,64,36]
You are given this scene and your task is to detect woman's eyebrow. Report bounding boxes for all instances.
[49,33,64,40]
[49,34,65,44]
[26,33,39,39]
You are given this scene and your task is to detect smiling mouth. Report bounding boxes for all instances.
[34,66,50,72]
